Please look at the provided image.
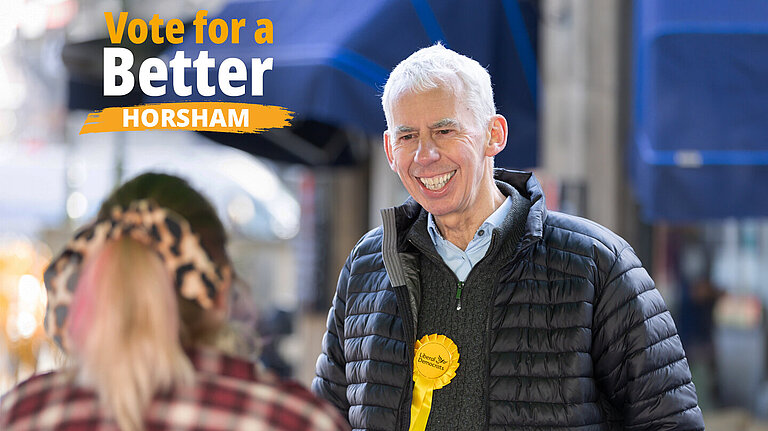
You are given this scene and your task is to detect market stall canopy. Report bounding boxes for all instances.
[0,135,300,240]
[150,0,540,167]
[630,0,768,221]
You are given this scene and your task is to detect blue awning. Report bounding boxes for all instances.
[630,0,768,221]
[155,0,539,167]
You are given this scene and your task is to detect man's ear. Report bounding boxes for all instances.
[383,131,396,171]
[485,114,508,157]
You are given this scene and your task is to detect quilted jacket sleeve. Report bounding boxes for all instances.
[311,254,351,421]
[591,246,705,430]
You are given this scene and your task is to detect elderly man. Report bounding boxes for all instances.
[312,44,704,431]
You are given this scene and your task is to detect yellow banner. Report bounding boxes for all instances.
[79,102,293,134]
[410,334,459,431]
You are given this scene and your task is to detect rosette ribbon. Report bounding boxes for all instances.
[409,334,460,431]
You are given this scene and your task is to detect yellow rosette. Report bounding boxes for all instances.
[409,334,459,431]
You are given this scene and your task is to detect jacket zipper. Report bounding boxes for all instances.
[482,238,539,430]
[394,284,416,431]
[455,281,465,311]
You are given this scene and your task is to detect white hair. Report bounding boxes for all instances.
[382,43,496,134]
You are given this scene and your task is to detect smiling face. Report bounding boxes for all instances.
[384,84,507,227]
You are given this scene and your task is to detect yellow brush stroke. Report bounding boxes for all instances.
[79,102,294,134]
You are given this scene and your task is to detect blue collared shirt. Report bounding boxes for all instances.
[426,196,513,282]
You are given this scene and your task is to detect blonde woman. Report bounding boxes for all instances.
[0,173,349,431]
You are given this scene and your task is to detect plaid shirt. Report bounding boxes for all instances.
[0,348,350,431]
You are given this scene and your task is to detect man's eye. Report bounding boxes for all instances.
[436,129,453,135]
[400,134,415,141]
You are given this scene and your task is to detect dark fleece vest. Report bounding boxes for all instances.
[408,182,531,430]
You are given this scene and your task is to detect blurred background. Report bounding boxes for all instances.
[1,0,767,429]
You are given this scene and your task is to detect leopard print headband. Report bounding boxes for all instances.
[43,200,232,352]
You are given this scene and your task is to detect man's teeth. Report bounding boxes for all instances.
[419,171,455,191]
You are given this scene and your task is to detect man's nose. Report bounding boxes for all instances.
[414,136,439,165]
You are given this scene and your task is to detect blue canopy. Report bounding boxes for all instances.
[630,0,768,221]
[155,0,539,167]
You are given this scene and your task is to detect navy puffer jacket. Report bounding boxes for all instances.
[312,169,704,431]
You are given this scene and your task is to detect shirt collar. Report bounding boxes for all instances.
[186,346,258,381]
[427,195,514,247]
